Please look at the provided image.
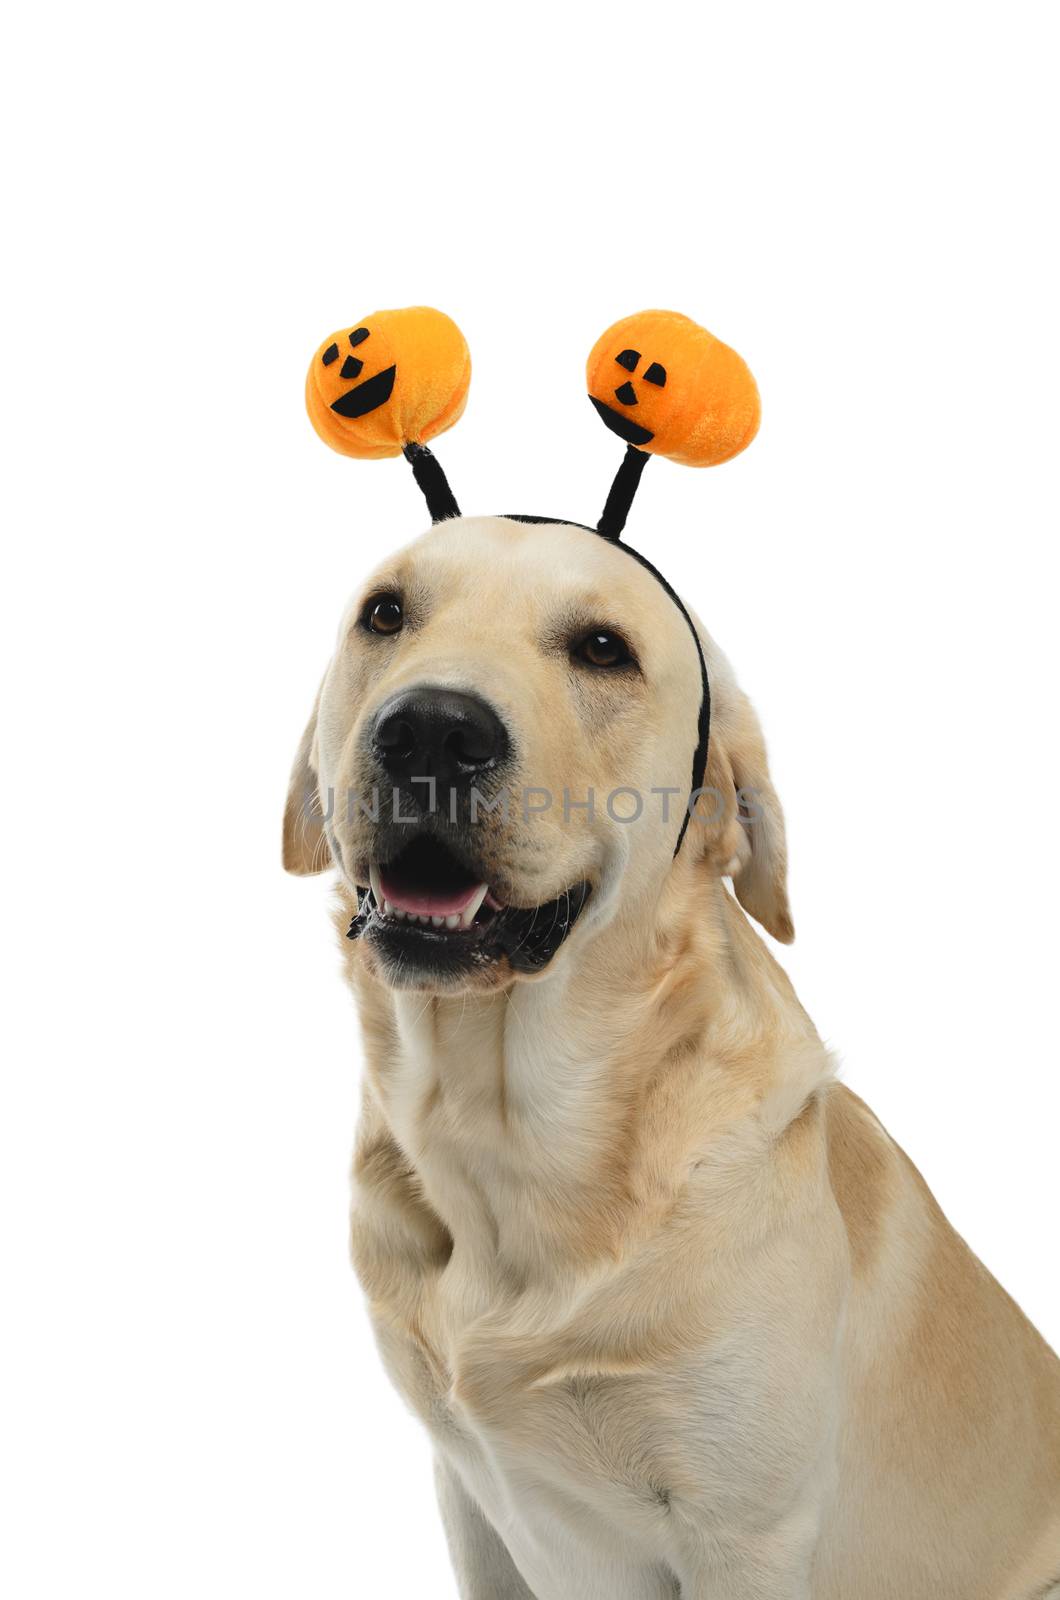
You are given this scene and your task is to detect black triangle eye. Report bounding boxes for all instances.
[643,362,667,387]
[615,349,640,372]
[321,343,339,366]
[349,328,370,347]
[340,355,364,379]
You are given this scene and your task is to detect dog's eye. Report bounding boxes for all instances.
[574,629,634,669]
[363,593,404,636]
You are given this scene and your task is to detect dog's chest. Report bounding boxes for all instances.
[355,1010,841,1584]
[373,1276,700,1572]
[369,1236,796,1564]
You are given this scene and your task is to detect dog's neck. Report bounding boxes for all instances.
[351,867,826,1289]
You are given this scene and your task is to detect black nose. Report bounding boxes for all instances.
[372,687,510,788]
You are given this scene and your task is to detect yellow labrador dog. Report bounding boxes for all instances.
[284,515,1060,1600]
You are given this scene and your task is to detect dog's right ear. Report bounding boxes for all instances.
[701,680,794,945]
[282,686,333,876]
[722,689,793,943]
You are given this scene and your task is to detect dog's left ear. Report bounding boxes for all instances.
[710,690,794,944]
[282,687,333,876]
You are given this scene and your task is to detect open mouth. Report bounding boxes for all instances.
[588,394,655,447]
[347,833,590,982]
[330,364,397,419]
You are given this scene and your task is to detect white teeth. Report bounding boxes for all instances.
[367,865,491,932]
[459,884,490,930]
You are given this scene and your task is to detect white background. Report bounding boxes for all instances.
[3,3,1058,1595]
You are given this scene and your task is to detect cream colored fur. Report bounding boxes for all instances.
[285,516,1060,1598]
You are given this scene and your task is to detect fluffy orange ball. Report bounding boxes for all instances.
[587,311,760,467]
[306,306,470,461]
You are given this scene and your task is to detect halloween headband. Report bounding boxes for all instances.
[305,305,761,854]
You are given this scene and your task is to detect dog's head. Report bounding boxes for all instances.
[283,515,791,992]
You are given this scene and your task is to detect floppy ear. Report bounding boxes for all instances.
[282,687,333,876]
[714,690,794,944]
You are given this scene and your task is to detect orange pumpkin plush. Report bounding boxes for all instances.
[303,303,759,536]
[306,306,470,461]
[586,310,760,468]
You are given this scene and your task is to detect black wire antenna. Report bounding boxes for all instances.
[596,444,650,541]
[403,442,461,522]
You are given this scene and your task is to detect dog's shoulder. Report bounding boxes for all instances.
[821,1084,897,1275]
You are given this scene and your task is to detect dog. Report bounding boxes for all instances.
[284,513,1060,1599]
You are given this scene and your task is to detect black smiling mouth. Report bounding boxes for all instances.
[346,833,591,980]
[330,364,397,419]
[588,394,655,447]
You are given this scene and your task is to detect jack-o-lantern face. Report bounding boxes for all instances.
[306,306,470,461]
[587,311,760,468]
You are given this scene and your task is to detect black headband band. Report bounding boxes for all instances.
[502,513,710,857]
[391,447,709,857]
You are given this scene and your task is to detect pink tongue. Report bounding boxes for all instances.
[378,871,486,917]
